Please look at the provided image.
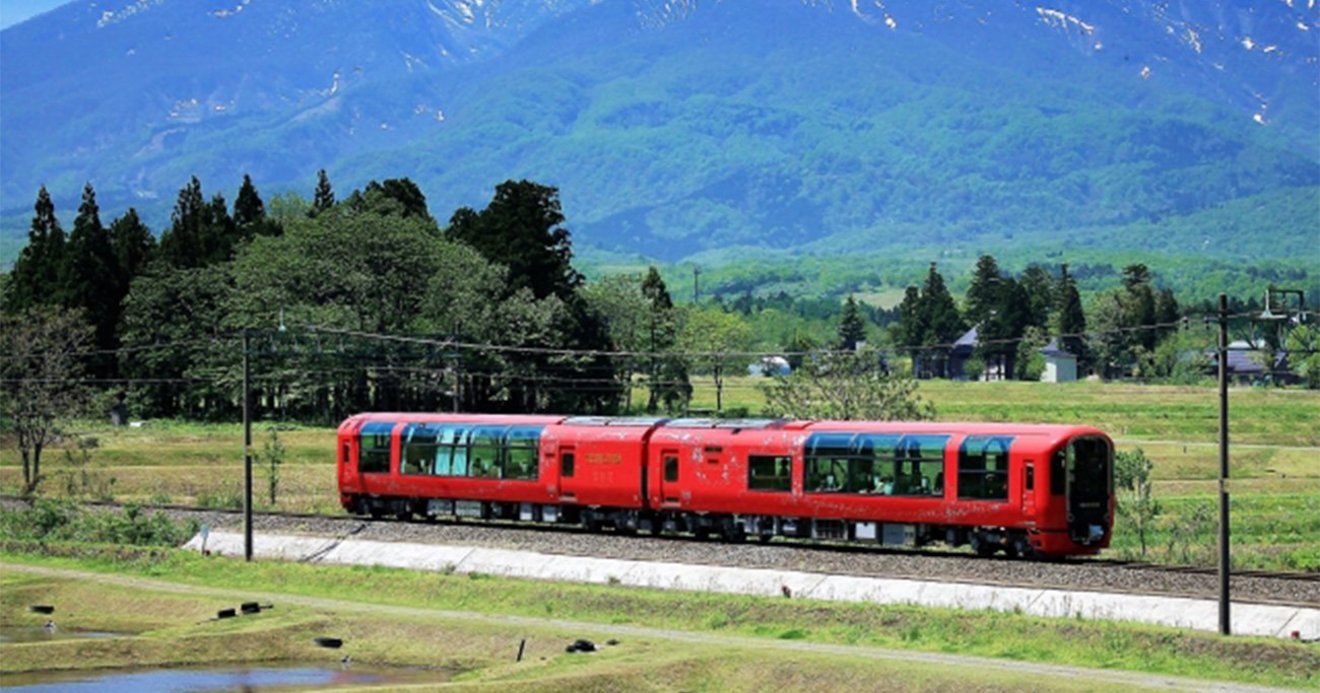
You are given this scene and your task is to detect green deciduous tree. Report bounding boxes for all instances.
[679,306,751,413]
[1115,448,1160,558]
[761,347,934,421]
[1,307,94,495]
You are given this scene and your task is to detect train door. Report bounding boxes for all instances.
[658,447,681,508]
[558,446,576,502]
[1022,460,1036,517]
[1062,436,1113,545]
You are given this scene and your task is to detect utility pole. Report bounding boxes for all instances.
[1216,294,1229,635]
[243,329,254,562]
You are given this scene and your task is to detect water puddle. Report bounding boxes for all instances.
[0,626,130,644]
[0,663,444,691]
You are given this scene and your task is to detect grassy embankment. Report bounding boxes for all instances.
[0,378,1316,569]
[1,550,1316,690]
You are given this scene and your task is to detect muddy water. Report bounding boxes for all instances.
[0,663,448,691]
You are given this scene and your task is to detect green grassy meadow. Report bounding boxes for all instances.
[1,551,1316,690]
[1,378,1317,569]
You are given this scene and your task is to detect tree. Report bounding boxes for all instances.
[446,180,581,302]
[913,263,965,377]
[107,208,156,292]
[311,169,335,216]
[761,347,934,421]
[836,295,867,351]
[65,183,120,374]
[158,177,238,268]
[1019,264,1054,329]
[234,174,281,239]
[0,307,94,495]
[345,178,432,222]
[679,306,751,413]
[4,186,67,314]
[893,286,925,369]
[641,267,690,413]
[963,255,1002,329]
[582,273,648,411]
[1014,325,1049,381]
[1285,323,1320,388]
[1115,448,1160,558]
[1053,263,1087,370]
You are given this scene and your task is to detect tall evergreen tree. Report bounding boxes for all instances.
[917,263,965,377]
[836,294,867,351]
[311,169,335,216]
[107,208,156,289]
[158,178,239,268]
[1053,263,1088,368]
[641,267,690,412]
[233,174,280,238]
[963,255,1002,329]
[65,183,120,374]
[447,180,582,302]
[894,285,925,370]
[1019,264,1054,329]
[4,186,67,313]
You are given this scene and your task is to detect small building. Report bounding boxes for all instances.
[747,355,791,377]
[1040,339,1077,383]
[1205,341,1299,385]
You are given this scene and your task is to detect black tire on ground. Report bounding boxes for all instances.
[314,637,344,649]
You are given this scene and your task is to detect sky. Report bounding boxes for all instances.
[0,0,66,30]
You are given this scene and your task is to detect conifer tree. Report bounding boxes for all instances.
[1019,264,1054,329]
[963,255,1002,329]
[640,266,690,412]
[917,263,965,377]
[233,174,272,238]
[4,186,67,313]
[1053,263,1087,367]
[65,183,120,372]
[311,169,335,216]
[108,208,156,289]
[836,294,867,351]
[159,177,207,268]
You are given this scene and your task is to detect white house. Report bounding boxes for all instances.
[1040,339,1077,383]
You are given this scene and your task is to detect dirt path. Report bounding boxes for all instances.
[0,562,1300,693]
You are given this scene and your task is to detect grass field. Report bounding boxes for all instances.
[1,378,1317,570]
[1,550,1316,690]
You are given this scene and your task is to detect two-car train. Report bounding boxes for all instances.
[337,414,1114,558]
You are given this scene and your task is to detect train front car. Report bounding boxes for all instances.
[1034,429,1115,557]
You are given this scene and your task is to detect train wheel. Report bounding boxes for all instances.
[970,533,997,557]
[694,526,711,541]
[395,511,412,522]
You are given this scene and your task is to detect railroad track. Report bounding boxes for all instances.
[5,497,1317,606]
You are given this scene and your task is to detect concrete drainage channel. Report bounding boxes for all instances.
[185,530,1320,641]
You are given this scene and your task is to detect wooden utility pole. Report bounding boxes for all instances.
[1216,294,1229,635]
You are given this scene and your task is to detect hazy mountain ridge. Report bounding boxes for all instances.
[1,0,1316,267]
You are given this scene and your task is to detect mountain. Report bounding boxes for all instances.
[2,0,1317,283]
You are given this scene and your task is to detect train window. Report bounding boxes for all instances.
[358,422,393,474]
[341,443,350,466]
[958,435,1014,501]
[401,424,438,476]
[1050,449,1066,495]
[561,452,575,478]
[887,435,945,497]
[664,455,679,482]
[748,455,792,492]
[804,432,948,495]
[469,426,504,478]
[1025,463,1035,492]
[505,427,541,481]
[435,425,468,476]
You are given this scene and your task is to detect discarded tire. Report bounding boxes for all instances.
[314,637,344,649]
[565,639,597,653]
[217,608,237,619]
[240,602,261,614]
[29,605,55,614]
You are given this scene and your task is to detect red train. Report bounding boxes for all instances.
[337,414,1114,558]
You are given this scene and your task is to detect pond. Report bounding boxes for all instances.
[0,663,446,692]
